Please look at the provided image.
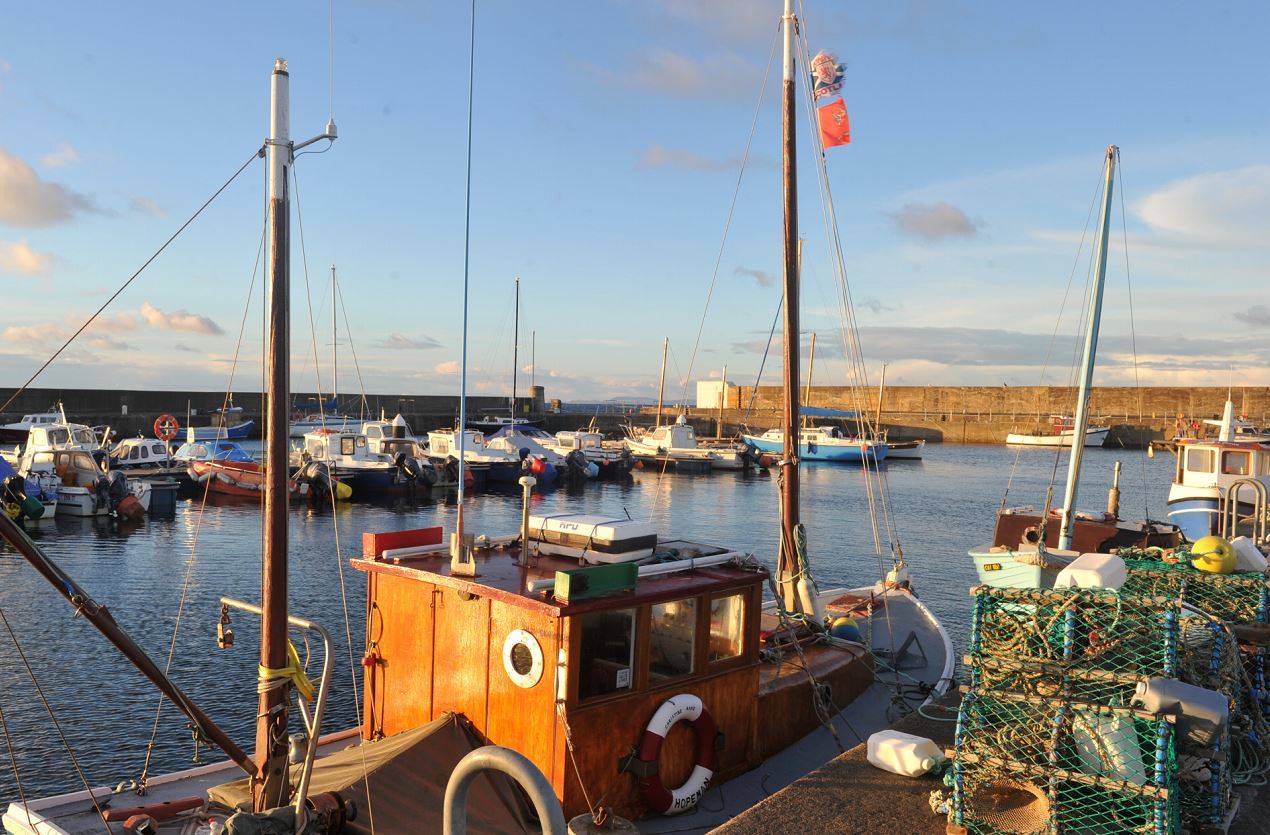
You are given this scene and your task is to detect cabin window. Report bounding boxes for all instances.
[341,437,355,456]
[48,429,69,447]
[561,436,575,449]
[648,598,697,681]
[140,446,150,460]
[434,439,449,455]
[577,608,636,701]
[1186,448,1215,474]
[356,436,367,449]
[708,593,746,662]
[1222,450,1251,476]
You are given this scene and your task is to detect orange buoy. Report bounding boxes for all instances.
[153,414,180,441]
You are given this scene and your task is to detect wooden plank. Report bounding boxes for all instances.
[363,574,435,739]
[362,526,443,558]
[485,602,561,786]
[431,586,491,735]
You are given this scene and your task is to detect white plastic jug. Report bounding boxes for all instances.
[1230,536,1268,572]
[866,730,944,777]
[1054,553,1126,590]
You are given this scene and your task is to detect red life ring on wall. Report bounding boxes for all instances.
[154,414,180,441]
[637,694,717,815]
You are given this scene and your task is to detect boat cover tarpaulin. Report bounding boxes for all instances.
[801,406,857,418]
[208,714,536,834]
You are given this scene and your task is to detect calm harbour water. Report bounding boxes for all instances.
[0,443,1176,803]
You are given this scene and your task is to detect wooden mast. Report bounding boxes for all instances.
[777,0,802,612]
[254,58,292,811]
[655,336,668,428]
[1057,145,1117,551]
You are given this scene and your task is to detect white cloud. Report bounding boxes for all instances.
[0,149,96,227]
[2,322,63,342]
[139,302,223,335]
[129,196,166,218]
[1136,165,1270,247]
[0,239,53,275]
[434,360,461,375]
[42,143,80,169]
[88,335,134,351]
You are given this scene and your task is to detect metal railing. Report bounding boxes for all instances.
[1221,479,1269,544]
[443,746,566,834]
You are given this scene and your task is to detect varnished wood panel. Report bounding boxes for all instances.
[560,665,760,820]
[363,574,435,739]
[755,644,874,759]
[484,602,561,786]
[431,587,491,735]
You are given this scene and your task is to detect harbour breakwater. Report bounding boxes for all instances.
[3,385,1265,447]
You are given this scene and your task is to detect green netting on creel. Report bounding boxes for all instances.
[968,587,1181,698]
[1119,557,1270,625]
[951,691,1179,834]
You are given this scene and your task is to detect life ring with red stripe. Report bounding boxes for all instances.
[154,414,180,441]
[637,694,717,815]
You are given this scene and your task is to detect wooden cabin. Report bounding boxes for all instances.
[353,526,873,820]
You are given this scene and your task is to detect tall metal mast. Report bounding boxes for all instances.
[777,0,803,612]
[655,337,668,427]
[255,58,293,810]
[1057,145,1117,551]
[331,265,338,408]
[511,276,520,420]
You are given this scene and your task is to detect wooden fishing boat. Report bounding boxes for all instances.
[1005,414,1109,447]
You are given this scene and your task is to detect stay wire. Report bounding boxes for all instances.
[293,168,331,429]
[0,147,264,415]
[0,608,114,833]
[678,22,779,404]
[1115,151,1151,522]
[335,282,372,419]
[138,197,271,790]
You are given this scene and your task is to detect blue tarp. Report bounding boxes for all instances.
[0,457,16,480]
[801,406,858,418]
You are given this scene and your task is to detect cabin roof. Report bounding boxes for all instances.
[352,539,766,616]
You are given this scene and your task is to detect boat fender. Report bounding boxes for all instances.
[154,414,180,442]
[116,494,145,521]
[637,694,717,815]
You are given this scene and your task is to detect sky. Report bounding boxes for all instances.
[1,1,1267,406]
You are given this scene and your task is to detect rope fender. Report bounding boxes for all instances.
[637,694,717,815]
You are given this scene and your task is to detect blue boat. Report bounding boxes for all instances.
[185,404,254,441]
[743,425,887,464]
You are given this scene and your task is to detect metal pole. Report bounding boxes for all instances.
[330,265,338,408]
[1058,145,1117,551]
[717,364,727,440]
[803,332,815,429]
[777,0,801,612]
[875,362,888,436]
[443,747,566,835]
[453,0,478,568]
[655,336,668,427]
[511,276,519,419]
[256,57,293,810]
[518,475,536,566]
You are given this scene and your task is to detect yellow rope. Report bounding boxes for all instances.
[258,641,315,702]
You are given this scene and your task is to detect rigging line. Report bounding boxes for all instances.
[0,608,114,834]
[139,200,271,788]
[335,281,372,419]
[328,0,335,120]
[1114,150,1150,522]
[322,444,377,834]
[999,167,1104,508]
[792,19,890,561]
[293,167,331,428]
[0,693,34,835]
[456,0,477,519]
[677,22,780,405]
[742,295,784,425]
[0,146,264,415]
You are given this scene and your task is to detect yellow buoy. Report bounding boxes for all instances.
[1191,535,1236,574]
[335,481,353,501]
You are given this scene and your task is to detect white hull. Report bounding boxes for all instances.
[1006,426,1108,447]
[54,483,152,517]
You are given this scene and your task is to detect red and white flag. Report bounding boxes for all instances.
[817,97,850,148]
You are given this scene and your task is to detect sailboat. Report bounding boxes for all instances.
[346,2,949,825]
[289,265,360,438]
[970,146,1180,588]
[470,276,540,431]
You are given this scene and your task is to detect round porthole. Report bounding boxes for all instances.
[502,629,544,689]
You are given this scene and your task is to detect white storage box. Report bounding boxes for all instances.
[1054,552,1127,590]
[527,514,657,564]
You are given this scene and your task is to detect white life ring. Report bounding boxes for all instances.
[636,694,717,815]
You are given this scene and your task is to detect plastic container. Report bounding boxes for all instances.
[1230,536,1268,572]
[1132,677,1229,751]
[866,730,944,777]
[1053,552,1127,590]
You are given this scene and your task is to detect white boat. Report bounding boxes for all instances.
[625,415,748,471]
[426,428,521,483]
[546,428,635,477]
[883,438,925,459]
[1005,415,1109,446]
[108,436,186,478]
[1166,399,1270,541]
[744,425,887,464]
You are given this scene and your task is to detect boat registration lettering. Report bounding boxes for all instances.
[615,667,631,689]
[983,563,1002,572]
